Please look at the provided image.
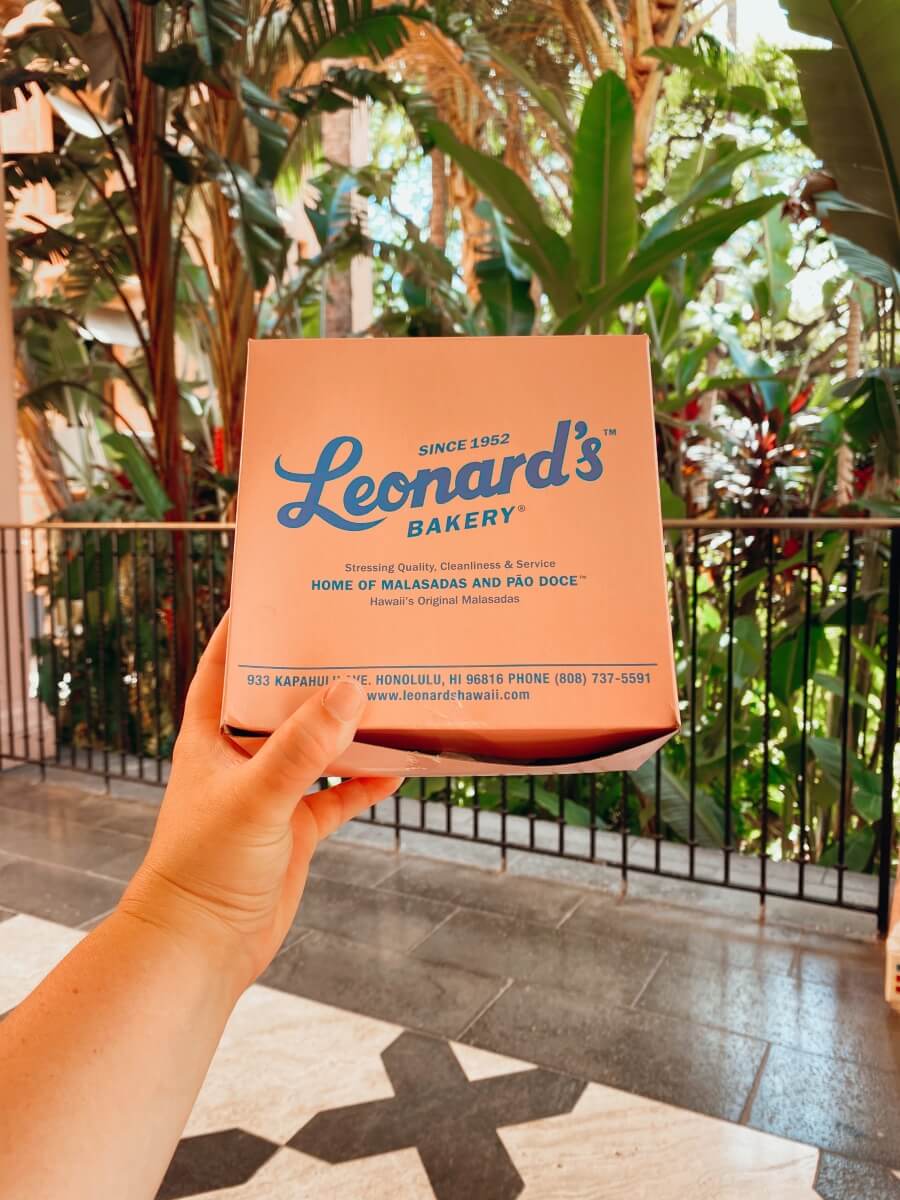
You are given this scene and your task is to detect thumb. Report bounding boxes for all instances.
[243,678,367,820]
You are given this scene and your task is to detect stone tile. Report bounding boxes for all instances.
[565,894,798,977]
[0,857,124,927]
[413,907,663,1004]
[378,855,585,926]
[792,933,885,998]
[95,803,160,838]
[261,929,505,1039]
[0,804,148,874]
[637,952,900,1071]
[750,1045,900,1167]
[290,875,455,952]
[0,779,160,838]
[617,870,765,919]
[93,839,150,882]
[763,896,879,940]
[463,980,767,1124]
[308,840,399,889]
[814,1151,900,1199]
[503,1082,821,1199]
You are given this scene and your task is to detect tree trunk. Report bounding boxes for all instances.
[430,149,449,251]
[321,101,373,337]
[130,5,193,719]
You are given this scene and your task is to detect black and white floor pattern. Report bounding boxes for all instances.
[6,913,895,1199]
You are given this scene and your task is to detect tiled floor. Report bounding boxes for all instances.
[0,770,899,1198]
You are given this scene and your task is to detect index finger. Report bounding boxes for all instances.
[181,611,230,733]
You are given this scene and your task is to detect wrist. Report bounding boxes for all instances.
[116,866,256,1005]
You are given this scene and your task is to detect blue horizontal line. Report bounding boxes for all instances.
[238,662,658,670]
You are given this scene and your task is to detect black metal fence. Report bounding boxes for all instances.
[1,519,898,931]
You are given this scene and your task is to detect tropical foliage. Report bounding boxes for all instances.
[3,0,898,868]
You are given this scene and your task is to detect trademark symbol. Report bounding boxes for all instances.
[603,427,617,437]
[517,504,526,512]
[579,574,587,580]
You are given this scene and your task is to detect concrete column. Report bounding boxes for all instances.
[0,92,55,766]
[320,100,373,337]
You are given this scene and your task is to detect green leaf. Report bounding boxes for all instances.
[732,615,763,683]
[556,195,784,333]
[819,826,875,871]
[643,143,768,247]
[214,159,286,289]
[829,236,900,290]
[143,44,208,89]
[644,45,728,90]
[570,74,636,294]
[629,759,725,847]
[59,0,93,34]
[488,45,574,141]
[101,434,172,520]
[770,625,824,705]
[784,0,900,271]
[426,120,577,315]
[290,2,428,64]
[809,735,884,824]
[240,79,289,184]
[190,0,246,67]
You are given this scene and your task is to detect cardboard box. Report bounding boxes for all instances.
[223,336,679,776]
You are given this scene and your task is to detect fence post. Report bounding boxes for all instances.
[877,527,900,936]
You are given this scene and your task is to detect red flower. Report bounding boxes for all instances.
[854,465,874,495]
[790,386,813,415]
[162,600,174,642]
[213,427,225,474]
[783,536,802,558]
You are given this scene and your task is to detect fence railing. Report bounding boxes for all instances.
[1,519,898,931]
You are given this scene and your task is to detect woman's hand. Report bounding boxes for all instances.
[120,614,403,994]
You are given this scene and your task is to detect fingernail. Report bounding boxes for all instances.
[323,678,366,723]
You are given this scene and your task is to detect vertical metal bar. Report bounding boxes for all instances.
[761,529,774,906]
[393,781,401,850]
[418,776,426,830]
[527,775,536,849]
[620,771,628,881]
[689,529,699,879]
[78,531,94,774]
[445,776,452,833]
[472,774,481,842]
[724,530,736,884]
[94,529,109,783]
[500,776,508,869]
[837,530,856,904]
[62,530,76,768]
[131,529,143,780]
[654,751,662,872]
[45,529,61,766]
[557,774,564,856]
[188,531,199,666]
[1,529,15,760]
[151,529,163,784]
[798,530,814,899]
[205,529,216,641]
[112,527,127,776]
[28,530,46,773]
[589,772,597,862]
[14,529,32,764]
[877,527,900,935]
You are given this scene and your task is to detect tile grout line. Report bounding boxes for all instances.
[738,1042,771,1126]
[405,906,460,954]
[629,951,667,1009]
[555,892,587,930]
[454,978,514,1042]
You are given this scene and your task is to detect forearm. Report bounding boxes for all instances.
[0,907,243,1200]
